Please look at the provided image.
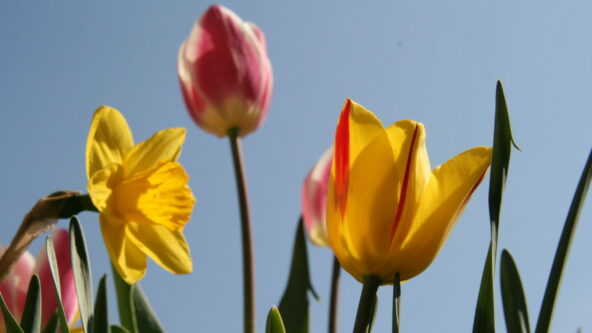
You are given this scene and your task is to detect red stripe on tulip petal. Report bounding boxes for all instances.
[390,124,419,241]
[334,99,351,217]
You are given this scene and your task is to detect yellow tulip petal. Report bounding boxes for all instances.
[126,223,193,275]
[388,146,492,281]
[100,216,146,284]
[123,128,186,177]
[86,106,134,180]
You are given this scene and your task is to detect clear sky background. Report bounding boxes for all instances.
[1,1,591,332]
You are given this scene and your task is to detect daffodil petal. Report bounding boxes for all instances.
[86,106,134,180]
[389,146,492,281]
[126,224,193,275]
[100,216,146,284]
[123,128,186,177]
[87,163,121,212]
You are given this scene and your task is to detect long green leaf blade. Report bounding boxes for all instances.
[20,274,41,333]
[45,237,70,333]
[41,313,59,333]
[500,249,530,333]
[69,216,94,332]
[93,275,109,333]
[0,293,24,333]
[535,149,592,333]
[111,265,137,333]
[278,218,319,333]
[265,307,286,333]
[110,326,131,333]
[473,80,518,333]
[133,284,165,333]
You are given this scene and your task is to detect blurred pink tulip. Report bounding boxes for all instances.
[0,229,77,330]
[301,148,333,247]
[178,5,273,137]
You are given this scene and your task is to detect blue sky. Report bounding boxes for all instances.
[1,1,591,332]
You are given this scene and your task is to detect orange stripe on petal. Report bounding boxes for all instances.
[390,124,419,240]
[334,99,351,217]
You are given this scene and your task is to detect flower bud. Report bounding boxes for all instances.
[178,5,273,137]
[301,148,333,247]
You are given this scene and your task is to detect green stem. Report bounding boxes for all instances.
[393,273,401,333]
[228,128,256,333]
[353,275,381,333]
[328,256,341,333]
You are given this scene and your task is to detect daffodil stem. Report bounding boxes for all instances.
[328,256,341,333]
[393,273,401,333]
[228,128,256,333]
[353,275,381,333]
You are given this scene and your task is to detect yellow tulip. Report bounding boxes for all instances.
[327,99,492,284]
[86,106,195,284]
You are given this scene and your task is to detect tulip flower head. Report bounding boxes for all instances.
[327,99,492,284]
[0,229,77,331]
[178,5,273,137]
[301,148,333,247]
[86,106,195,284]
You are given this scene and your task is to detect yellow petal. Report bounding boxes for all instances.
[87,163,121,212]
[386,146,492,281]
[100,216,146,284]
[86,106,134,180]
[126,223,193,275]
[123,128,186,177]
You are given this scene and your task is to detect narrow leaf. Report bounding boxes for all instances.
[278,218,319,333]
[133,284,165,333]
[265,307,286,333]
[0,293,25,333]
[93,275,109,333]
[535,149,592,333]
[111,265,137,333]
[110,326,131,333]
[45,237,70,333]
[41,313,59,333]
[69,216,94,332]
[21,274,41,333]
[473,80,518,333]
[500,249,530,333]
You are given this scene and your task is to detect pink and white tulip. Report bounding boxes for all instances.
[178,5,273,137]
[301,148,333,247]
[0,229,77,330]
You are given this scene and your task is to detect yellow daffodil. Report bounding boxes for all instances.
[86,106,195,284]
[327,99,492,284]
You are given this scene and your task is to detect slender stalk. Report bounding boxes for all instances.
[393,273,401,333]
[328,256,341,333]
[353,275,381,333]
[228,128,256,333]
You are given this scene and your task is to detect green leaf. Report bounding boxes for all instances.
[500,249,530,333]
[473,80,518,333]
[535,149,592,333]
[0,293,24,333]
[45,237,70,333]
[41,313,59,333]
[110,326,132,333]
[111,265,138,333]
[278,218,319,333]
[133,284,165,333]
[21,274,41,333]
[69,216,94,332]
[93,275,110,333]
[265,307,286,333]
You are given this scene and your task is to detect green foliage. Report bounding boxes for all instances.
[20,275,41,333]
[535,149,592,333]
[45,236,70,333]
[278,219,319,333]
[0,293,24,333]
[93,275,110,333]
[69,216,94,332]
[265,307,286,333]
[500,250,530,333]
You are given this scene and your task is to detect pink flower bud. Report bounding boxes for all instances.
[0,229,78,330]
[301,148,333,247]
[178,5,273,137]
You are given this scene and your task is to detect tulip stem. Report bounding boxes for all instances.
[393,273,401,333]
[228,128,256,333]
[353,275,381,333]
[328,256,341,333]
